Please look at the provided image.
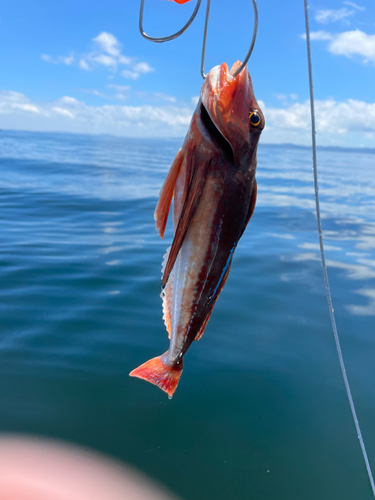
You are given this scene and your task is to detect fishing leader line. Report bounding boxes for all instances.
[303,0,375,497]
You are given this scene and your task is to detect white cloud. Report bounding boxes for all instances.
[16,103,40,114]
[92,32,121,57]
[265,98,375,131]
[307,31,334,41]
[84,85,130,102]
[106,84,130,102]
[307,29,375,64]
[121,70,139,80]
[121,62,154,80]
[52,107,75,118]
[84,32,152,77]
[41,32,153,79]
[118,55,132,65]
[133,62,153,74]
[107,84,131,93]
[274,93,300,105]
[0,91,42,115]
[41,54,54,63]
[275,93,287,102]
[90,54,118,68]
[79,59,90,71]
[60,97,79,105]
[261,98,375,146]
[85,89,112,98]
[0,90,193,137]
[136,91,177,103]
[61,55,74,65]
[1,90,375,147]
[315,7,355,24]
[329,30,375,63]
[41,54,74,65]
[343,1,365,11]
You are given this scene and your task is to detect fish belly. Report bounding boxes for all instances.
[166,174,224,364]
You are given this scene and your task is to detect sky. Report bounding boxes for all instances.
[0,0,374,147]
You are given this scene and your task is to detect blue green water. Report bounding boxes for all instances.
[0,130,374,499]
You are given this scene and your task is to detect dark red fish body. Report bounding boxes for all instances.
[130,61,264,396]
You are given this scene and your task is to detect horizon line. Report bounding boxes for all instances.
[1,128,374,154]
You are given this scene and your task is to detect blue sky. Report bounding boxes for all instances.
[0,0,374,146]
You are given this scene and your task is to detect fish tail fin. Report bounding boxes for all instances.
[129,353,183,397]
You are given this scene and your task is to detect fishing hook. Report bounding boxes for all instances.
[139,0,202,43]
[139,0,258,79]
[201,0,258,78]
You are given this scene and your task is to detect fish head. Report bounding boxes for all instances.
[200,61,264,168]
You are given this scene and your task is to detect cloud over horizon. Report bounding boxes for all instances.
[1,90,374,147]
[0,90,193,137]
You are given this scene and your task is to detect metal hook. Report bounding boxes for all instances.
[201,0,258,79]
[139,0,202,43]
[139,0,258,79]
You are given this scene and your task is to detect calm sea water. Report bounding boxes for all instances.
[0,130,374,499]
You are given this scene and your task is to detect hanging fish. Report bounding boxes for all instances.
[130,61,264,397]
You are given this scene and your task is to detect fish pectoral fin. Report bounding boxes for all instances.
[241,178,257,236]
[194,260,232,341]
[194,315,210,342]
[154,148,183,239]
[162,158,210,287]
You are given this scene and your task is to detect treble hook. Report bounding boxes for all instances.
[139,0,258,79]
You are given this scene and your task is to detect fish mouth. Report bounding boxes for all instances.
[200,102,235,164]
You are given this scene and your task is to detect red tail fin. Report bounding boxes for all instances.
[129,353,183,397]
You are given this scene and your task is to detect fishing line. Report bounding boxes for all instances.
[303,1,375,497]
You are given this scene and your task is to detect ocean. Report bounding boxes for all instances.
[0,129,374,499]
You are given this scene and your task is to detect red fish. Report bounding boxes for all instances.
[169,0,192,3]
[130,61,264,397]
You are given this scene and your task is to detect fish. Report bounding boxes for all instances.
[130,61,265,397]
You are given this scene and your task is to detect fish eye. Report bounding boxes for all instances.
[249,111,262,128]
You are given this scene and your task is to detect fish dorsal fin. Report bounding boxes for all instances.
[161,246,173,338]
[154,149,183,239]
[162,158,210,287]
